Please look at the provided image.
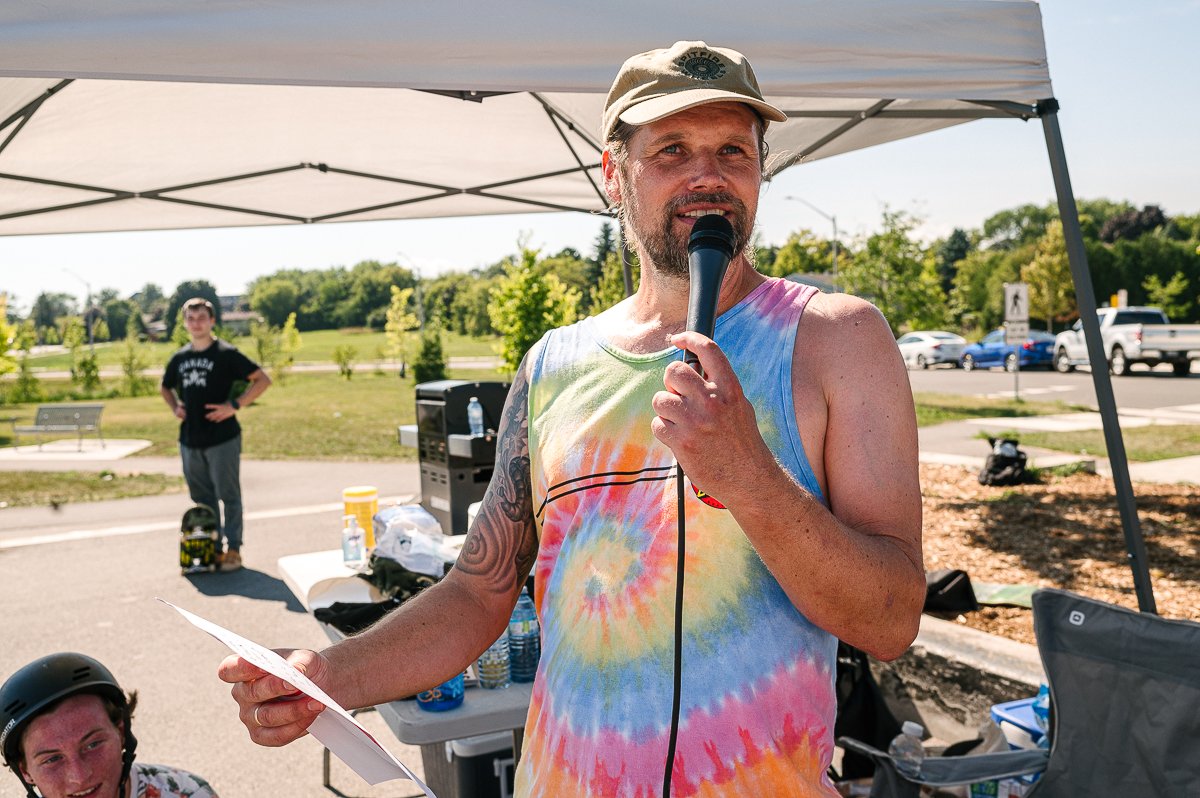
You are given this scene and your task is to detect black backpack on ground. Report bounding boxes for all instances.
[978,437,1028,486]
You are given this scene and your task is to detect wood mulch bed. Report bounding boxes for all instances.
[920,463,1199,646]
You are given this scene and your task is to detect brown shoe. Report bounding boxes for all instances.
[218,549,243,572]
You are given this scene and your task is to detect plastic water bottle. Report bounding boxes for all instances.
[887,720,925,777]
[508,590,540,682]
[476,633,511,689]
[341,515,364,567]
[1032,684,1051,748]
[467,396,485,437]
[416,672,464,712]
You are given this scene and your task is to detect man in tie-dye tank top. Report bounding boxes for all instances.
[220,41,924,798]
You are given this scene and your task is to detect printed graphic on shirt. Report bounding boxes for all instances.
[178,357,214,389]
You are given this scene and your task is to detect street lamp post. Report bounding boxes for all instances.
[784,196,838,292]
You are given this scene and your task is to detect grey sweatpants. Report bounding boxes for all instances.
[180,435,243,550]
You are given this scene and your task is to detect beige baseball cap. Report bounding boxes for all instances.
[603,41,786,143]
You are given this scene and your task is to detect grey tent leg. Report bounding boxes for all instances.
[1040,106,1156,614]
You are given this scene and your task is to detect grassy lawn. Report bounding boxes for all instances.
[0,470,185,508]
[23,329,502,370]
[283,329,500,363]
[979,424,1200,462]
[913,392,1086,427]
[0,366,508,459]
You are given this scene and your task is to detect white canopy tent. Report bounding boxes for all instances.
[0,0,1157,609]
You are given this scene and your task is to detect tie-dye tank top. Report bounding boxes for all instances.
[518,277,839,797]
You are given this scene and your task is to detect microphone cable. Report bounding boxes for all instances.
[662,457,688,798]
[661,214,734,798]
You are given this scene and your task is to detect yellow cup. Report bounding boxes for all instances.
[342,485,378,548]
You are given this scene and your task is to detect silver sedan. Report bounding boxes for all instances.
[896,330,966,369]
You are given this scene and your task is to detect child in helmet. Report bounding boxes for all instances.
[1,653,218,798]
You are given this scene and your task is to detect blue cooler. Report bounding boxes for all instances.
[971,697,1044,795]
[990,697,1046,749]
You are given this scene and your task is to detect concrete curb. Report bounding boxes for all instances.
[878,616,1044,744]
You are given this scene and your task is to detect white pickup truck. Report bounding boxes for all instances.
[1053,306,1200,377]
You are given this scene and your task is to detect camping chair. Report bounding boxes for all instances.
[838,588,1200,797]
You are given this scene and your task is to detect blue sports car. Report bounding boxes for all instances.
[960,328,1056,371]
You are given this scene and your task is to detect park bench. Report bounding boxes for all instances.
[10,403,106,451]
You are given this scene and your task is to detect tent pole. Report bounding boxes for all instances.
[1040,106,1156,614]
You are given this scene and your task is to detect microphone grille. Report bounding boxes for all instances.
[688,214,736,257]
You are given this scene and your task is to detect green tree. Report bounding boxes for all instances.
[1142,271,1192,320]
[335,261,416,329]
[950,247,1024,333]
[839,210,947,334]
[0,295,16,378]
[248,319,281,376]
[412,324,448,384]
[132,283,165,314]
[384,286,419,376]
[1022,220,1076,332]
[489,249,581,373]
[456,276,500,337]
[769,229,833,278]
[277,312,302,383]
[118,332,154,397]
[936,227,972,295]
[102,298,140,341]
[62,316,86,373]
[90,318,110,343]
[589,251,639,312]
[981,203,1057,251]
[170,308,191,346]
[589,221,617,291]
[9,321,44,404]
[332,345,358,379]
[249,278,301,327]
[30,292,77,338]
[536,248,592,311]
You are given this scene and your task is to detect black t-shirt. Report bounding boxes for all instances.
[162,339,260,449]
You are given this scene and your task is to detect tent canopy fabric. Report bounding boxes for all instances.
[0,0,1051,236]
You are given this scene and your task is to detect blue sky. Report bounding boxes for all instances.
[2,0,1197,313]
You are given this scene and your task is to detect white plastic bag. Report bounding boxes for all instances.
[373,504,447,577]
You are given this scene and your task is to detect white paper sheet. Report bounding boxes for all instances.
[160,599,434,796]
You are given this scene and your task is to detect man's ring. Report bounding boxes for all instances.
[253,705,263,727]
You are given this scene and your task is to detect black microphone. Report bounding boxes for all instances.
[684,214,736,372]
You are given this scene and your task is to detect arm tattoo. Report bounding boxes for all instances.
[453,358,538,596]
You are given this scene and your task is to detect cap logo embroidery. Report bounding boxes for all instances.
[676,50,726,81]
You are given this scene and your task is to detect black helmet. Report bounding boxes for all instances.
[1,653,138,797]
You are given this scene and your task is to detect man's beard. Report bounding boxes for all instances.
[627,191,753,280]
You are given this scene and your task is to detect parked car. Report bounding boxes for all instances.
[960,328,1055,372]
[896,331,966,369]
[1053,306,1200,377]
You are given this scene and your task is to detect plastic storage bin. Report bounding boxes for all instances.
[420,731,515,798]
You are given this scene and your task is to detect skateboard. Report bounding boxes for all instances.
[180,503,220,575]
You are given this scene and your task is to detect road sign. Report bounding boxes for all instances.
[1005,321,1029,345]
[1004,282,1029,323]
